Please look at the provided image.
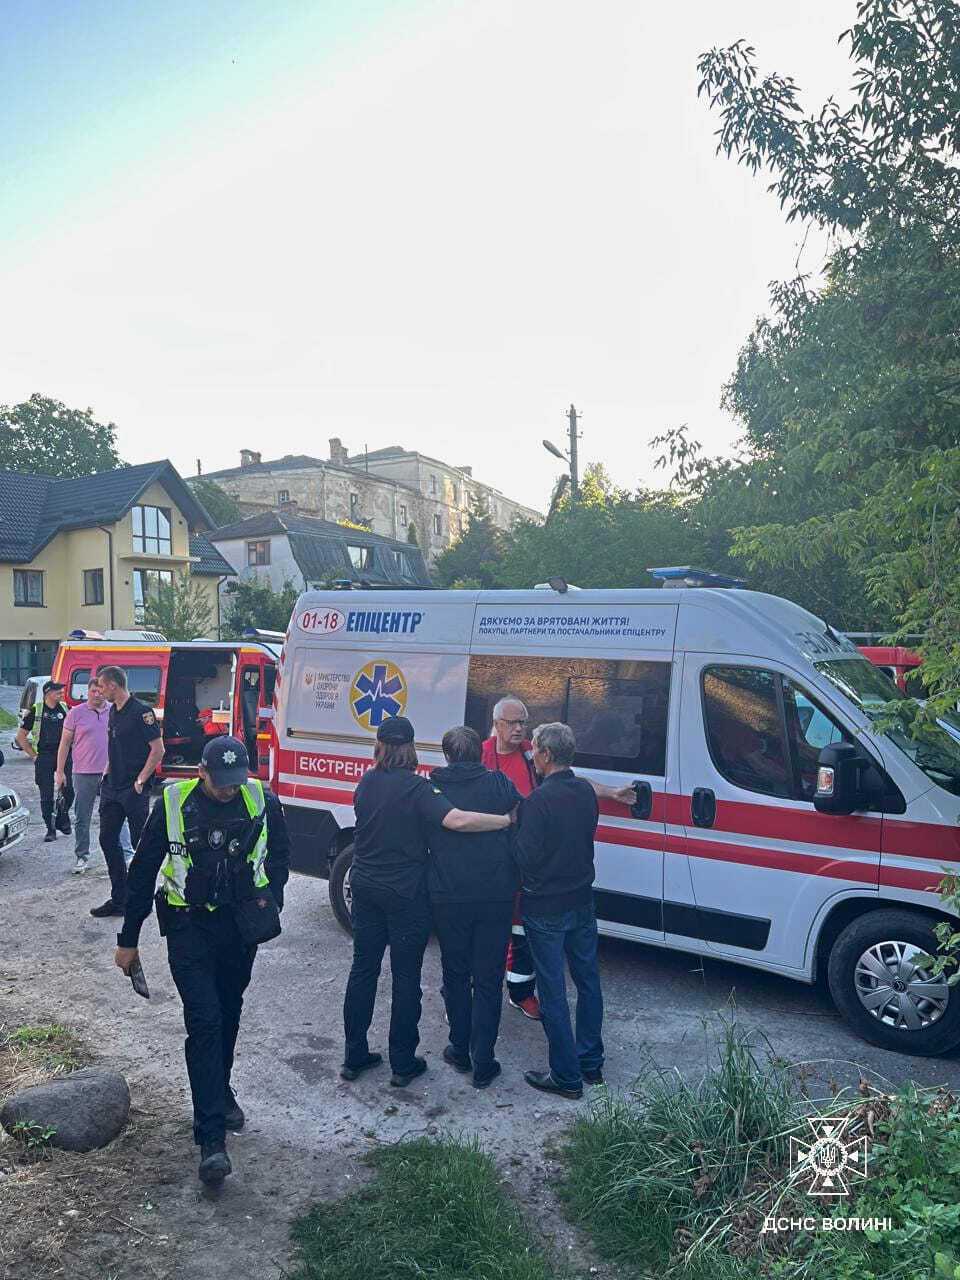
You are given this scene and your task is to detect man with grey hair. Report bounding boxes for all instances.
[515,721,603,1100]
[481,695,636,1021]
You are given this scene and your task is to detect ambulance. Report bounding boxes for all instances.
[272,574,960,1057]
[51,629,280,782]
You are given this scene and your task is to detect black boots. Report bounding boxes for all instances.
[43,821,56,843]
[199,1140,232,1185]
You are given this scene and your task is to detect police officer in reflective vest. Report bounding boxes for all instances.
[114,736,290,1185]
[15,680,74,842]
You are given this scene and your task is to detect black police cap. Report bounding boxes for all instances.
[201,735,250,785]
[376,716,415,745]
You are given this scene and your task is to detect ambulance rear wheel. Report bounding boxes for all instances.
[828,909,960,1056]
[329,845,354,935]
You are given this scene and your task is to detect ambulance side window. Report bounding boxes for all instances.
[69,668,92,700]
[124,666,162,706]
[782,681,851,800]
[701,667,791,798]
[566,672,669,775]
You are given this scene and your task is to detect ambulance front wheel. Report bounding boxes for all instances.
[828,909,960,1057]
[329,845,354,935]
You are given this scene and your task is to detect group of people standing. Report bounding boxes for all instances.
[16,668,164,915]
[343,697,624,1100]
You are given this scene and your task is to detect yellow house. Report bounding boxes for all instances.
[0,461,235,685]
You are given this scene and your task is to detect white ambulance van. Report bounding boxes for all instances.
[272,575,960,1057]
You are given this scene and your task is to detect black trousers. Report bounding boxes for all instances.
[35,752,74,826]
[166,909,257,1145]
[342,881,431,1075]
[99,782,150,907]
[432,899,513,1078]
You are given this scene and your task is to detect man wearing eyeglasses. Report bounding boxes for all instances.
[481,696,635,1020]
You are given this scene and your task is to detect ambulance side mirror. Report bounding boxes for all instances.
[813,742,866,815]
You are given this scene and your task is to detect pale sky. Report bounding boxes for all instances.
[1,0,855,512]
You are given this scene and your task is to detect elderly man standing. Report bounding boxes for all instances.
[56,677,110,874]
[482,696,634,1021]
[516,722,603,1101]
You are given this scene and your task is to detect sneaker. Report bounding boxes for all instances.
[73,858,89,875]
[473,1061,502,1089]
[523,1069,582,1100]
[224,1090,245,1132]
[509,994,542,1021]
[442,1044,472,1074]
[198,1140,232,1185]
[390,1057,427,1088]
[90,900,123,918]
[582,1068,604,1086]
[340,1052,383,1082]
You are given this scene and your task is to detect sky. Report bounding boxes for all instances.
[1,0,858,512]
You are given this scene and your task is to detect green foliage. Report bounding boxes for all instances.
[406,521,419,545]
[498,464,698,590]
[697,1,960,246]
[221,577,300,638]
[562,1025,960,1280]
[434,493,506,588]
[11,1120,57,1159]
[143,574,215,642]
[289,1136,562,1280]
[0,393,122,478]
[188,478,241,527]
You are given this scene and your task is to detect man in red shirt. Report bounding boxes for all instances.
[481,695,635,1020]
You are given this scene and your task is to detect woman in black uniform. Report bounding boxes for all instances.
[341,716,514,1087]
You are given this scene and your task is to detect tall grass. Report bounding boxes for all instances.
[289,1136,564,1280]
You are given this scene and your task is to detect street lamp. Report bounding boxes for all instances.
[542,404,582,499]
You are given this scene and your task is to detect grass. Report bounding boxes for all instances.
[559,1024,960,1280]
[0,706,18,729]
[2,1023,86,1079]
[288,1136,564,1280]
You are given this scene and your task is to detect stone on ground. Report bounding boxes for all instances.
[0,1068,130,1152]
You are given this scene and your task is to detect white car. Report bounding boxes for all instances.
[0,782,30,856]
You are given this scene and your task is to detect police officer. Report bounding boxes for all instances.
[16,680,74,842]
[91,664,165,918]
[114,736,289,1185]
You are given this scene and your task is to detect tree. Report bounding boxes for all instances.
[0,393,122,477]
[434,494,505,589]
[189,479,241,527]
[406,522,419,546]
[221,578,300,638]
[692,1,960,698]
[144,574,214,642]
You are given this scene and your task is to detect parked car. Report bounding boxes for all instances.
[0,782,29,857]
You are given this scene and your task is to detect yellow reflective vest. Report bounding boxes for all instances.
[160,778,269,909]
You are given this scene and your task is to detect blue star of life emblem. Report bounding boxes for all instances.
[351,661,407,729]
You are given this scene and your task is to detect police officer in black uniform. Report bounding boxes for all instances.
[114,736,290,1185]
[91,664,165,918]
[16,680,74,842]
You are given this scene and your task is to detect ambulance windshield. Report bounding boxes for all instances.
[816,658,960,797]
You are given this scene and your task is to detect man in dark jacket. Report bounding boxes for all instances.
[516,721,603,1100]
[429,726,521,1088]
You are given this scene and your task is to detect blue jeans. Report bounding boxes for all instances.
[523,903,604,1089]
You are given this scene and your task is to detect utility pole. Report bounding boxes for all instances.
[566,404,581,500]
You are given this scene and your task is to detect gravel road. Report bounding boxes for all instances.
[2,739,959,1279]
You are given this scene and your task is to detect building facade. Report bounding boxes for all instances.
[0,462,234,686]
[196,440,541,563]
[208,511,432,592]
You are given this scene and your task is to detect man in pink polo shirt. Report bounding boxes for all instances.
[56,678,110,874]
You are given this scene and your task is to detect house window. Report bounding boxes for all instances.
[350,493,360,514]
[452,484,459,505]
[430,474,437,495]
[347,545,373,571]
[247,540,271,566]
[83,568,104,606]
[13,570,43,607]
[433,513,443,536]
[133,569,173,623]
[132,505,172,556]
[278,489,290,504]
[399,503,408,525]
[392,550,412,577]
